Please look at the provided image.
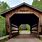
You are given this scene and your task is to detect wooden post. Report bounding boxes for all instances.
[37,18,40,37]
[40,25,42,34]
[6,17,12,38]
[41,27,42,34]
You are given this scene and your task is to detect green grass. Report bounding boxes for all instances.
[0,38,8,42]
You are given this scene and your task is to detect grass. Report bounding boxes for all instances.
[0,35,9,42]
[0,38,8,42]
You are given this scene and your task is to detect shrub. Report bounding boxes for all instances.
[0,16,6,37]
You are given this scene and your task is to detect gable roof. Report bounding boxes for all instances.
[1,2,42,15]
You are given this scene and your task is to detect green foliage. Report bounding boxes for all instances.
[0,1,10,37]
[32,0,42,10]
[19,24,30,32]
[0,16,6,37]
[26,24,30,31]
[0,1,10,14]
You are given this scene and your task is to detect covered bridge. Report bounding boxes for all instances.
[1,2,42,38]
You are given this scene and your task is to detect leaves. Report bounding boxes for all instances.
[0,1,10,14]
[19,24,30,32]
[0,16,6,37]
[0,1,10,37]
[32,0,42,10]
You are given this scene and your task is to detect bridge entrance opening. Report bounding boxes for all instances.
[10,13,39,34]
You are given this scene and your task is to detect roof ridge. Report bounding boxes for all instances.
[1,2,42,15]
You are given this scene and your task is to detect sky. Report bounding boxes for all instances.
[0,0,33,7]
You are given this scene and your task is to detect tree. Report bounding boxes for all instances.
[0,1,10,14]
[0,1,10,37]
[32,0,42,10]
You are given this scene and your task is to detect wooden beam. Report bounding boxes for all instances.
[6,17,12,38]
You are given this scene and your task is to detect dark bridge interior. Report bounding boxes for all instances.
[10,13,39,28]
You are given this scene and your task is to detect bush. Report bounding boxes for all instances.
[0,16,6,37]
